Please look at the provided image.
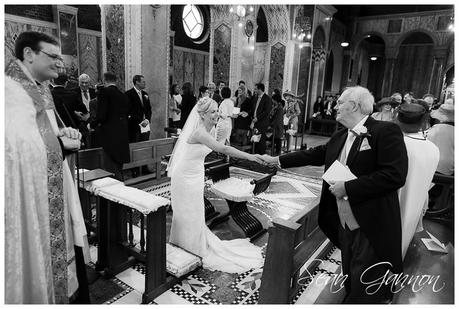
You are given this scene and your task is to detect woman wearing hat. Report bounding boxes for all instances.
[395,103,439,259]
[427,102,454,176]
[371,97,398,122]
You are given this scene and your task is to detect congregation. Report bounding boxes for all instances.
[3,3,455,306]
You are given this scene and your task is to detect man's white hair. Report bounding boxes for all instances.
[343,86,374,115]
[78,73,90,82]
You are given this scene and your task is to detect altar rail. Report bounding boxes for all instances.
[77,138,177,240]
[258,203,331,304]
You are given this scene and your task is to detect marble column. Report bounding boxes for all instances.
[429,47,448,97]
[124,5,170,139]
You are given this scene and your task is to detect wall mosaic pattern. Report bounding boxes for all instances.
[4,20,57,67]
[105,5,125,90]
[268,42,286,94]
[79,32,102,84]
[213,24,231,84]
[263,5,289,45]
[172,48,209,96]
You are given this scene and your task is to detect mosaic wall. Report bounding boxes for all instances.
[172,48,209,96]
[105,5,125,90]
[79,32,102,85]
[4,20,57,67]
[268,42,285,94]
[212,24,231,84]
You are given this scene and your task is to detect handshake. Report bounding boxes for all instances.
[249,154,280,166]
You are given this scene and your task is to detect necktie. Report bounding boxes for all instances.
[83,90,89,100]
[138,91,144,106]
[343,130,357,162]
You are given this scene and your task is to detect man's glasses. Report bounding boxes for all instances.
[39,50,64,63]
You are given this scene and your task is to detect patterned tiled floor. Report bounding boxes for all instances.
[91,242,343,305]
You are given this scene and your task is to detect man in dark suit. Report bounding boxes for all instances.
[96,72,130,178]
[250,83,272,154]
[74,73,96,111]
[260,86,408,303]
[51,73,88,130]
[126,74,152,142]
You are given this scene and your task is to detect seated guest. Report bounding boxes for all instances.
[312,96,325,118]
[427,102,454,176]
[323,95,336,119]
[371,97,397,122]
[395,103,439,259]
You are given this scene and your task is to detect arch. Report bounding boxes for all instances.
[351,31,388,58]
[394,29,437,50]
[261,5,289,45]
[256,7,269,43]
[312,25,326,49]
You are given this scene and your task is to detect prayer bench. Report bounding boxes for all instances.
[258,202,330,303]
[82,177,182,304]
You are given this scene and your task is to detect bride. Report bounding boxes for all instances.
[167,96,264,273]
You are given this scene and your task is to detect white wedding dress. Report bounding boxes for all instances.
[169,141,263,273]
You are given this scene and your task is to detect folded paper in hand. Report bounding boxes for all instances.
[421,231,448,253]
[322,160,357,185]
[233,107,241,114]
[139,122,151,133]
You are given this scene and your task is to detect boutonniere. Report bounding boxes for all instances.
[143,94,149,99]
[352,126,371,138]
[353,126,372,151]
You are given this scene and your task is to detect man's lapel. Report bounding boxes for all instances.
[346,117,375,166]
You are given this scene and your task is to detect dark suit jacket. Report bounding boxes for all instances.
[126,87,152,141]
[74,86,96,107]
[96,85,130,164]
[252,93,272,133]
[279,117,408,273]
[180,94,197,127]
[51,86,88,128]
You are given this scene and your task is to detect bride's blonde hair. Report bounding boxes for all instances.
[197,96,216,115]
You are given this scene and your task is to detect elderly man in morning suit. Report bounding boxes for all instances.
[260,86,408,303]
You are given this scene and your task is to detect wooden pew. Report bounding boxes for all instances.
[121,138,177,187]
[425,172,454,229]
[258,203,331,304]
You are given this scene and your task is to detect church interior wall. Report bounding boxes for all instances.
[4,4,454,132]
